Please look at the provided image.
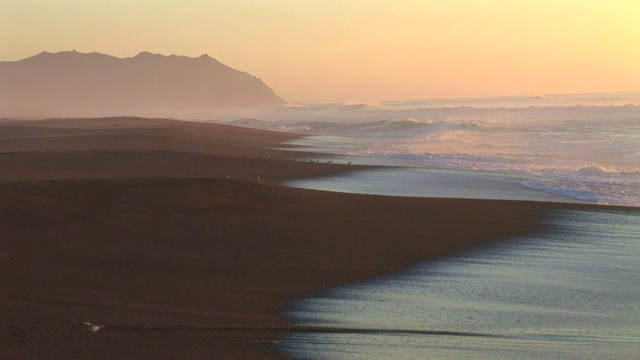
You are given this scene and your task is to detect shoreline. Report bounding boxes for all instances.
[1,117,632,359]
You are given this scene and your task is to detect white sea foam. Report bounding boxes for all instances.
[207,92,640,206]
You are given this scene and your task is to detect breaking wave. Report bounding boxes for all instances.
[216,92,640,206]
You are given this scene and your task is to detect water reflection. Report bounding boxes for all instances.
[281,210,640,359]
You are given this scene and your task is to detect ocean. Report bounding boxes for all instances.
[280,208,640,359]
[209,91,640,206]
[203,92,640,358]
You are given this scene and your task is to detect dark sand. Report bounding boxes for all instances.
[0,117,584,359]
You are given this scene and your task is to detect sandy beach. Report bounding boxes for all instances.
[1,117,596,359]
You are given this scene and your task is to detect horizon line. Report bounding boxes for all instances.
[3,50,638,106]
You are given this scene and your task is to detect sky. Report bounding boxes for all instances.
[1,0,639,104]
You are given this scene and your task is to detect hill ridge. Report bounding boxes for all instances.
[0,51,284,118]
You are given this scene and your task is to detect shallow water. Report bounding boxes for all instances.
[203,93,640,358]
[283,167,579,204]
[280,209,640,359]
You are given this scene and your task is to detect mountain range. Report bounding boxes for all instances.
[0,51,285,118]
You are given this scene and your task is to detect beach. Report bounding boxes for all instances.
[0,117,615,359]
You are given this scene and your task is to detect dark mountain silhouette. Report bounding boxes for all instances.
[0,51,285,118]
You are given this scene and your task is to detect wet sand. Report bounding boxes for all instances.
[1,117,583,359]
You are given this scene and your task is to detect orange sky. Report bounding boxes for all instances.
[1,1,638,103]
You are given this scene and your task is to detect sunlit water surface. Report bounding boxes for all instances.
[204,92,640,206]
[201,93,640,358]
[279,209,640,359]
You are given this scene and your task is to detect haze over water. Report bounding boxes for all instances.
[213,91,640,207]
[206,92,640,358]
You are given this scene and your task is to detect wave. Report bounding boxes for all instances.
[229,117,267,126]
[355,151,640,206]
[228,104,640,138]
[573,166,640,178]
[268,118,500,139]
[216,94,640,206]
[520,178,639,206]
[279,102,308,109]
[339,101,388,111]
[375,92,640,110]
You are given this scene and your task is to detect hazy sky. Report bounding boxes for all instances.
[2,1,638,103]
